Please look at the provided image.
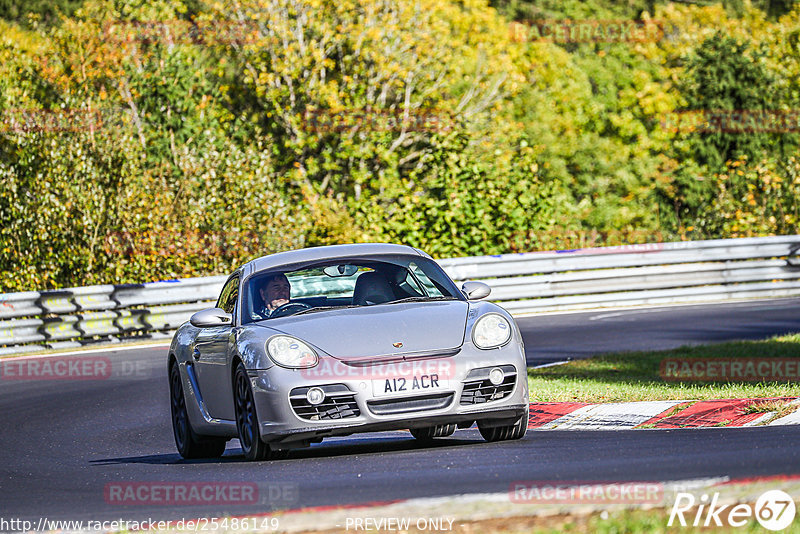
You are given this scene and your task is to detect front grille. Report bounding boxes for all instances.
[290,384,360,421]
[366,392,454,416]
[460,365,516,405]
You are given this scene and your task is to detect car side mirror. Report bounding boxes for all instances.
[461,281,491,300]
[190,307,233,328]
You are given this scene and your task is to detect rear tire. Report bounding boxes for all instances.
[478,406,529,442]
[410,423,457,441]
[234,363,272,461]
[169,362,226,459]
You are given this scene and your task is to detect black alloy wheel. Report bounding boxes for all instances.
[169,362,226,459]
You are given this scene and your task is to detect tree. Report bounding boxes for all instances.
[664,32,797,224]
[0,0,83,25]
[684,33,792,169]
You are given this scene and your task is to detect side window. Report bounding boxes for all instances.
[408,262,444,297]
[400,270,425,296]
[216,275,240,315]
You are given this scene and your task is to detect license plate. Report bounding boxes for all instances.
[372,374,448,397]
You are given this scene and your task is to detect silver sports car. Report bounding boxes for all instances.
[168,243,529,460]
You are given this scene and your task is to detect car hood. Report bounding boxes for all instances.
[256,301,469,361]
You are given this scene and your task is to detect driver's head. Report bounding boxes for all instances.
[260,273,291,310]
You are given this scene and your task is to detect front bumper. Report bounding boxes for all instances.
[250,340,529,445]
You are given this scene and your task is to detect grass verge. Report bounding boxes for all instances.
[421,507,800,533]
[301,510,800,534]
[293,476,800,534]
[527,333,800,403]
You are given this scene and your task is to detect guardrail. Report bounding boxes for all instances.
[438,235,800,314]
[2,235,800,355]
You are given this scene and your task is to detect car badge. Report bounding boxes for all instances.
[392,342,403,348]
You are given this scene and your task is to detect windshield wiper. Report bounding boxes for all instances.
[387,296,457,305]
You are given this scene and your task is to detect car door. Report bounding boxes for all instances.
[193,273,239,421]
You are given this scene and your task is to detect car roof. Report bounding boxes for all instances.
[242,243,425,276]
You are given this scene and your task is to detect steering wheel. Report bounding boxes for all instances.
[269,302,311,318]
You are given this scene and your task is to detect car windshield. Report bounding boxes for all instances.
[242,255,463,323]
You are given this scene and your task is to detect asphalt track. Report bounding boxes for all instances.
[518,297,800,366]
[3,298,800,522]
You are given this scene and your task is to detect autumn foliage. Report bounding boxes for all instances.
[1,0,799,290]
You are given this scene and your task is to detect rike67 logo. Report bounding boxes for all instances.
[669,490,796,531]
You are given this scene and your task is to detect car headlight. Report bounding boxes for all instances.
[472,313,512,349]
[266,336,319,368]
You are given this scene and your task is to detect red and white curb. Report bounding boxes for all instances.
[528,397,800,430]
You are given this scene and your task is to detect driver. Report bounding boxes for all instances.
[259,273,292,317]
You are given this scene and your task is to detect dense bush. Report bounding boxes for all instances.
[0,0,83,24]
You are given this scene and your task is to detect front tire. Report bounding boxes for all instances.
[478,406,529,442]
[169,362,226,459]
[234,363,272,461]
